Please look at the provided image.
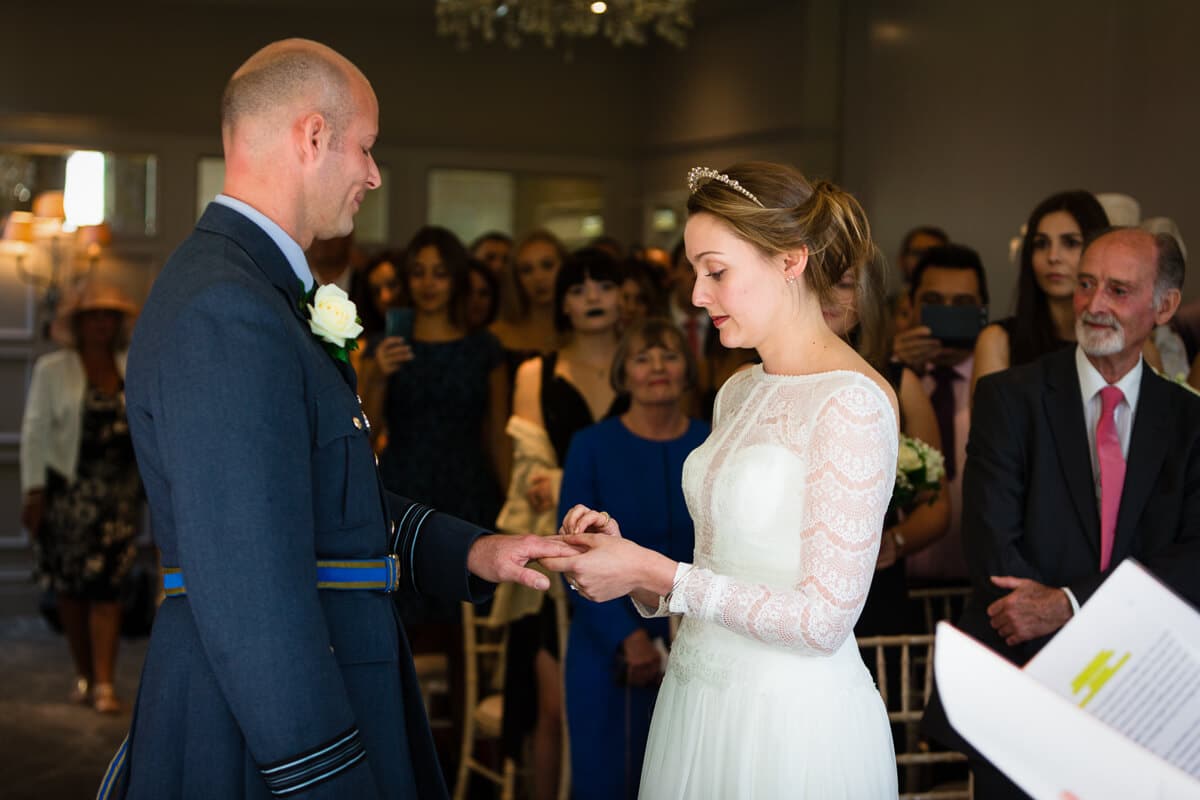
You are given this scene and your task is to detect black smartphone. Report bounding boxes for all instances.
[920,305,987,348]
[385,307,413,341]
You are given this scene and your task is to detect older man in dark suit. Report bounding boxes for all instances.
[925,227,1200,798]
[97,39,575,800]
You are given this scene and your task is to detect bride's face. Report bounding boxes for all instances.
[685,212,788,350]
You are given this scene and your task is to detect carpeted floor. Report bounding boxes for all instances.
[0,582,148,800]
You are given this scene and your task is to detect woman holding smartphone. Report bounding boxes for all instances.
[372,226,511,622]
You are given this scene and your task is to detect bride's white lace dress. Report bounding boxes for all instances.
[635,365,899,799]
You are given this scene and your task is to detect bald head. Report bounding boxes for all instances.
[221,38,369,148]
[1086,227,1185,302]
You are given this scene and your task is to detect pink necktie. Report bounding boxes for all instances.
[1097,386,1126,571]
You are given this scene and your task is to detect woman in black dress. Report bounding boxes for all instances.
[20,282,142,713]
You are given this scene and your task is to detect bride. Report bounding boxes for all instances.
[542,162,900,798]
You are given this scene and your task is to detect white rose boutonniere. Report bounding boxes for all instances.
[301,282,363,363]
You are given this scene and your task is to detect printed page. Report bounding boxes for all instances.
[935,623,1200,799]
[1024,561,1200,778]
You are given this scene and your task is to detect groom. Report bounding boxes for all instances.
[101,39,575,799]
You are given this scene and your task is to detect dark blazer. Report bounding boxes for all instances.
[114,204,491,799]
[925,346,1200,768]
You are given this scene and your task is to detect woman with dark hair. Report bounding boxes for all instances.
[971,190,1110,395]
[498,247,627,800]
[618,257,669,327]
[559,317,707,800]
[371,226,510,618]
[466,257,501,330]
[20,281,143,714]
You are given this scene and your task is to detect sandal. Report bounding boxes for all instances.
[69,676,91,705]
[92,683,122,714]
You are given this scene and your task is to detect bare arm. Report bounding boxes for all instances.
[970,323,1010,404]
[890,367,951,560]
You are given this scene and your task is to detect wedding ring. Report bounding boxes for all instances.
[568,578,578,591]
[600,511,610,526]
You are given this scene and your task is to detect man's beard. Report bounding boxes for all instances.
[1076,311,1125,356]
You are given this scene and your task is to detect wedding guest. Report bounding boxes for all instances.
[666,239,712,365]
[971,191,1109,396]
[353,248,404,338]
[619,257,668,326]
[470,230,512,277]
[502,247,627,800]
[822,258,950,639]
[374,226,510,597]
[20,281,142,714]
[897,225,949,280]
[559,318,707,800]
[893,245,990,585]
[546,162,901,798]
[466,257,500,330]
[925,228,1200,799]
[491,229,568,379]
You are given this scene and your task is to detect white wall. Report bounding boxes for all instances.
[842,0,1200,306]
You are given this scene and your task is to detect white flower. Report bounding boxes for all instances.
[897,440,922,472]
[307,284,363,348]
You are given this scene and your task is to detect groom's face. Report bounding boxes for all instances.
[312,81,381,239]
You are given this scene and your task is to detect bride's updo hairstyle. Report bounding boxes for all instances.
[686,161,877,307]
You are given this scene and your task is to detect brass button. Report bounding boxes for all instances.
[352,417,363,430]
[356,394,363,405]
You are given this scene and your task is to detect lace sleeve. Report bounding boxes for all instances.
[670,382,897,654]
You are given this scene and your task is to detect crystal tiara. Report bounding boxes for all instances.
[686,166,764,208]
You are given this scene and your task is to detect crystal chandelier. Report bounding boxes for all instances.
[435,0,694,49]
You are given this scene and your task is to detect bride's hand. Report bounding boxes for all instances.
[541,533,670,603]
[559,504,622,538]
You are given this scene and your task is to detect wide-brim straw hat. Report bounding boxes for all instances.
[50,280,139,347]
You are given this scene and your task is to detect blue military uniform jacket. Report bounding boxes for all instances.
[105,204,492,799]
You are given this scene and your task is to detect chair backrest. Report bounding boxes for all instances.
[909,585,972,634]
[857,633,972,800]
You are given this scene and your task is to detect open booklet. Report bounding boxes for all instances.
[935,560,1200,800]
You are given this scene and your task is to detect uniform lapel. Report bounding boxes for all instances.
[1042,349,1102,564]
[197,204,358,391]
[1113,367,1170,561]
[197,204,308,326]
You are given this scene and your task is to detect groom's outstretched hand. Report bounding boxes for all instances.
[468,534,584,591]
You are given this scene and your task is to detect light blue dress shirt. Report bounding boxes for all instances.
[212,194,314,292]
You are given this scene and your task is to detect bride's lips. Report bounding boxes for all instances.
[712,315,730,327]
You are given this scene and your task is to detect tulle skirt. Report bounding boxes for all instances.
[639,618,898,799]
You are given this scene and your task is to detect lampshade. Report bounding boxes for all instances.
[76,222,113,258]
[33,191,66,220]
[2,211,35,243]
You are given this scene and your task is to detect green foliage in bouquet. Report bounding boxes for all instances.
[889,434,945,516]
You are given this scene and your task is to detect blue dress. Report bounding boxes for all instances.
[557,416,708,800]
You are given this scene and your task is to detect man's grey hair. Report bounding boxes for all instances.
[1153,231,1186,304]
[221,47,352,147]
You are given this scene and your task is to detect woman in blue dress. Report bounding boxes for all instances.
[558,317,708,800]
